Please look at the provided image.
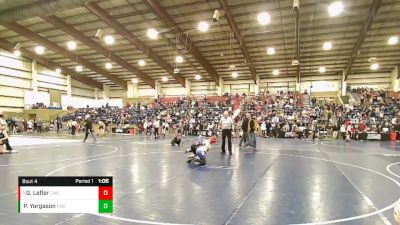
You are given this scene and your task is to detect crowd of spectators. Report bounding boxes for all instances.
[57,89,400,142]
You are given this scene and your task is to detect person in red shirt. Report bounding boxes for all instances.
[358,121,367,132]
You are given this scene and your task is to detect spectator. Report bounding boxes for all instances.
[71,119,77,135]
[248,116,257,149]
[0,126,8,154]
[261,120,267,138]
[239,114,249,147]
[37,118,43,133]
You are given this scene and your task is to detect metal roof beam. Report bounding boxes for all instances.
[42,15,156,88]
[218,0,257,84]
[343,0,382,80]
[1,22,128,89]
[84,3,184,87]
[0,37,103,90]
[145,0,220,86]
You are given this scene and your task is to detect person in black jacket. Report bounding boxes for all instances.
[83,115,96,142]
[239,114,250,147]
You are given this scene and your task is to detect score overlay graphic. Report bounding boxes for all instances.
[18,176,113,213]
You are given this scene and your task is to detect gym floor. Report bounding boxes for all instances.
[1,134,400,225]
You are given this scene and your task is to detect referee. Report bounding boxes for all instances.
[219,111,233,155]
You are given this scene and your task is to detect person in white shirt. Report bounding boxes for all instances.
[71,120,78,135]
[143,121,148,135]
[153,119,160,140]
[261,121,267,138]
[219,111,233,155]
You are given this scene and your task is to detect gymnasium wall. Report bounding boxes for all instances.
[0,52,31,112]
[148,72,391,97]
[105,71,392,100]
[0,51,96,112]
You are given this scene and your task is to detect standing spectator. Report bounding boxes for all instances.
[83,115,96,142]
[332,123,339,139]
[340,124,346,140]
[261,120,267,138]
[71,119,77,135]
[345,123,352,142]
[248,116,257,149]
[239,114,249,147]
[33,119,37,133]
[153,118,160,140]
[0,112,6,130]
[27,120,33,133]
[0,112,12,151]
[23,119,27,133]
[143,120,148,135]
[98,120,105,136]
[0,125,10,154]
[37,118,43,133]
[67,120,72,134]
[266,120,272,137]
[56,115,61,133]
[219,111,233,155]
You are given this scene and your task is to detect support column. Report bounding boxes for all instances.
[391,66,399,92]
[66,75,72,97]
[103,84,110,100]
[94,88,98,100]
[155,81,162,99]
[254,76,260,96]
[341,71,347,96]
[31,60,38,91]
[295,82,300,92]
[127,81,134,98]
[185,78,191,96]
[217,77,224,96]
[133,82,139,98]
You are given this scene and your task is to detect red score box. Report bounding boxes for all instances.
[99,186,113,200]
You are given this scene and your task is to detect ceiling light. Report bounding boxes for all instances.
[104,35,115,45]
[138,59,146,66]
[257,12,271,25]
[34,46,45,55]
[267,47,275,55]
[162,76,168,82]
[55,68,61,74]
[195,74,201,80]
[198,21,209,32]
[388,36,398,45]
[13,50,21,57]
[76,65,83,72]
[147,28,158,40]
[232,72,238,78]
[323,41,332,50]
[131,78,138,84]
[272,69,279,76]
[370,63,379,70]
[67,41,77,50]
[176,55,184,63]
[319,66,326,73]
[328,1,344,17]
[105,62,112,70]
